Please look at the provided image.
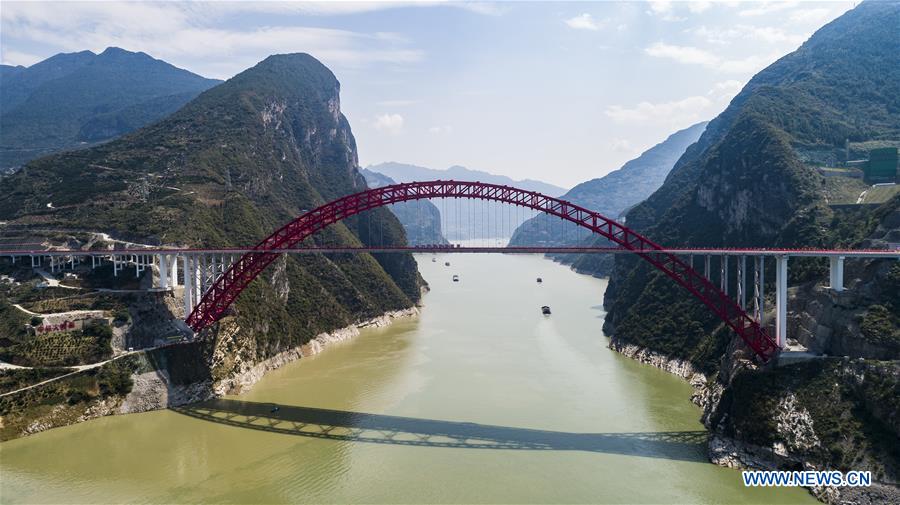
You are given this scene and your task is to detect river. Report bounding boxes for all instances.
[1,254,815,504]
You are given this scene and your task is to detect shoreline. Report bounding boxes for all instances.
[7,307,420,440]
[121,306,420,413]
[607,337,899,505]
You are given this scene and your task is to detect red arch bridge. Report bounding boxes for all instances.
[5,180,899,363]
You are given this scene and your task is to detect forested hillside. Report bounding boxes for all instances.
[0,47,221,171]
[602,2,900,498]
[0,54,422,427]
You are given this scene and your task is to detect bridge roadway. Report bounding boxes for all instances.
[2,245,899,258]
[4,243,898,357]
[4,176,899,362]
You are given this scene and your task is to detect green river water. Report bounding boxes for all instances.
[0,254,816,504]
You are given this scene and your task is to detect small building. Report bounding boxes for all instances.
[863,147,899,183]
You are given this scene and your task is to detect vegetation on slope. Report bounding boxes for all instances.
[0,53,422,397]
[0,47,220,170]
[600,1,900,487]
[606,1,900,362]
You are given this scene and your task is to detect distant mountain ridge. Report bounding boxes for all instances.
[508,121,706,276]
[365,162,567,240]
[510,121,707,246]
[0,47,221,171]
[366,162,567,196]
[361,168,449,245]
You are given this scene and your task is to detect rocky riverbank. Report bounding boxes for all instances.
[3,308,419,440]
[608,338,900,505]
[211,307,419,396]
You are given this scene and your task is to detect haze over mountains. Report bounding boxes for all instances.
[367,161,567,240]
[368,162,567,196]
[361,168,448,245]
[0,47,221,172]
[510,122,707,244]
[507,120,707,276]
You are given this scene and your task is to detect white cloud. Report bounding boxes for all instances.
[688,2,713,14]
[374,113,405,135]
[645,42,780,74]
[789,7,832,24]
[0,1,426,78]
[605,96,713,125]
[428,125,453,134]
[565,13,602,31]
[690,24,807,45]
[717,52,781,74]
[0,48,43,66]
[709,79,744,98]
[648,1,673,15]
[376,99,421,107]
[738,1,798,17]
[611,138,638,154]
[644,42,719,66]
[645,0,686,21]
[188,1,505,18]
[604,79,744,127]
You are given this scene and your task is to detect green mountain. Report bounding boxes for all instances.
[366,162,567,240]
[0,53,421,374]
[361,168,448,245]
[0,47,221,171]
[602,1,900,493]
[508,121,707,276]
[368,162,567,197]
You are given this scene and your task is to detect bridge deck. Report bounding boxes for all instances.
[2,246,898,258]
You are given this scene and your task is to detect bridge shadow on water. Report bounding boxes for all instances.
[170,399,709,463]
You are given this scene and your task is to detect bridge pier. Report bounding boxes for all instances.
[829,256,845,292]
[170,255,179,288]
[720,255,729,295]
[754,256,764,323]
[737,256,747,310]
[193,255,202,308]
[158,254,169,289]
[704,255,711,279]
[184,255,195,316]
[775,255,788,349]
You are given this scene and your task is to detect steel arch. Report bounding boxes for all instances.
[186,180,780,362]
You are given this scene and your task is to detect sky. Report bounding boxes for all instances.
[1,1,857,188]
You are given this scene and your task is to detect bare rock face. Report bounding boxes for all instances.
[773,394,821,454]
[119,371,215,414]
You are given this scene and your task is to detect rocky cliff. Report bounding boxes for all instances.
[0,53,423,439]
[602,2,900,502]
